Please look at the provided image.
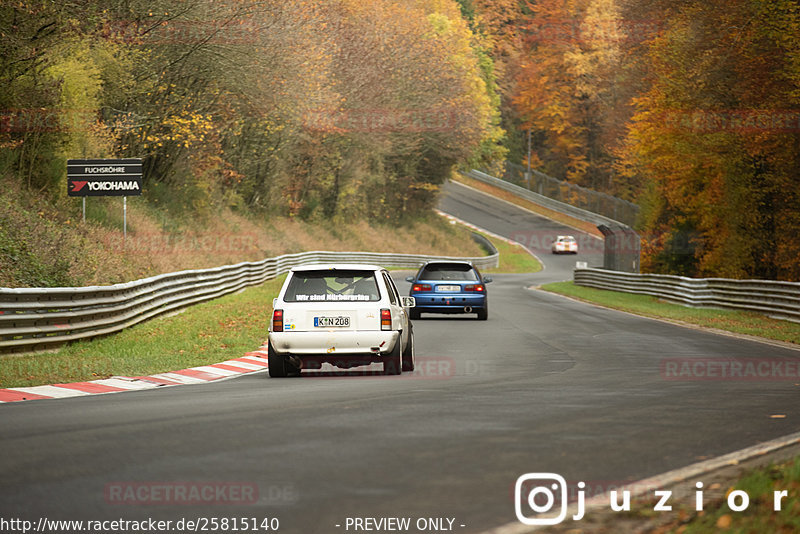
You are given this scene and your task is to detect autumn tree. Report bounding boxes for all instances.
[621,0,800,279]
[512,0,636,193]
[1,0,505,223]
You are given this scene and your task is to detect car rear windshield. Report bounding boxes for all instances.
[419,263,478,281]
[283,270,381,302]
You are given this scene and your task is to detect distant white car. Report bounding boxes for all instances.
[551,235,578,254]
[267,264,416,377]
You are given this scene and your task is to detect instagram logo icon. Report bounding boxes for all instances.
[515,473,584,525]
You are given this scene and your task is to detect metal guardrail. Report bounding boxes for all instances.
[470,232,498,257]
[461,169,641,273]
[574,267,800,322]
[464,169,617,227]
[499,162,640,228]
[0,247,499,354]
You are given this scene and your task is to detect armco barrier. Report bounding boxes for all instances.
[497,162,640,228]
[574,267,800,322]
[461,169,640,273]
[0,247,498,354]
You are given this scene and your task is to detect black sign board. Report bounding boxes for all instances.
[67,159,143,197]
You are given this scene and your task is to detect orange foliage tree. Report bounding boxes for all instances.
[620,0,800,279]
[512,0,629,192]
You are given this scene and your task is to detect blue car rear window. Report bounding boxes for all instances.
[419,264,478,281]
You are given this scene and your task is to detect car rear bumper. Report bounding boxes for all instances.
[269,330,400,356]
[411,294,486,313]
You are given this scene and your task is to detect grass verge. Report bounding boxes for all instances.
[481,232,542,274]
[0,277,284,389]
[659,456,800,533]
[541,281,800,345]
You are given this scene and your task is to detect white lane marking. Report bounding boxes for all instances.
[9,385,89,398]
[190,365,241,377]
[239,355,268,364]
[436,209,519,245]
[92,378,158,390]
[217,363,260,372]
[222,360,264,370]
[149,372,208,384]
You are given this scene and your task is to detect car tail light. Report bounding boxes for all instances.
[465,285,485,292]
[412,283,432,292]
[380,308,392,330]
[272,309,283,332]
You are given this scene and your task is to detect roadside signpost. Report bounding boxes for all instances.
[67,158,143,245]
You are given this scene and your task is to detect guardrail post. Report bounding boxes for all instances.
[597,224,640,273]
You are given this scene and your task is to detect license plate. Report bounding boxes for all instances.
[314,316,350,327]
[436,285,460,292]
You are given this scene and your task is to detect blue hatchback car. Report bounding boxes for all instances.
[406,261,492,320]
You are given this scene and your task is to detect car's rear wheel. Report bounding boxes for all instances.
[383,337,403,375]
[402,328,415,372]
[267,341,287,378]
[409,308,420,320]
[477,307,488,321]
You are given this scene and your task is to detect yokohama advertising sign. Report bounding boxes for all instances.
[67,159,143,197]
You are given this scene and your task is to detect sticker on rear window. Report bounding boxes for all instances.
[294,294,372,302]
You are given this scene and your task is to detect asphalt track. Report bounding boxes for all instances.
[1,181,799,533]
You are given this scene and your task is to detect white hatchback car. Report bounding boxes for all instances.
[268,264,416,377]
[551,235,578,254]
